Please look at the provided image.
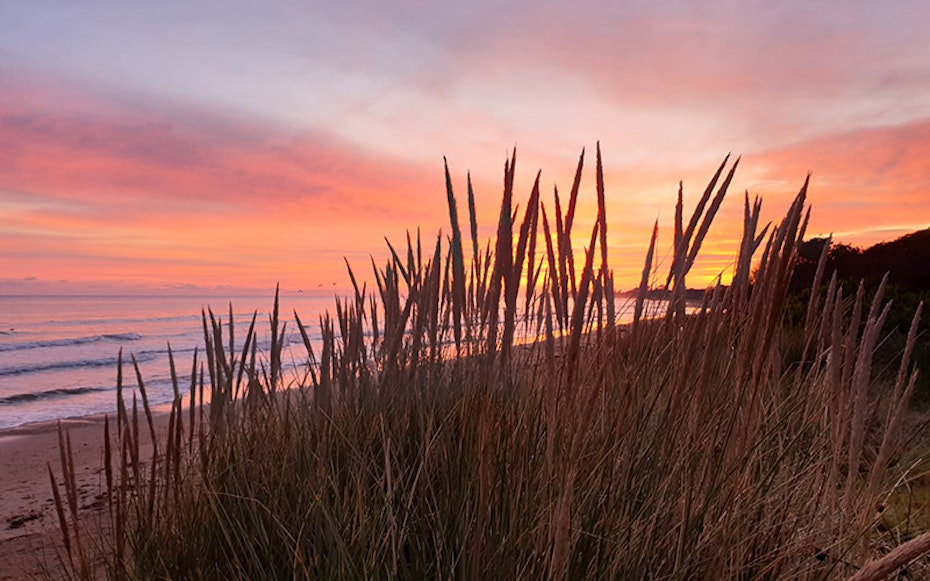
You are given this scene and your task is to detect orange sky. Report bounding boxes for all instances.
[1,2,928,295]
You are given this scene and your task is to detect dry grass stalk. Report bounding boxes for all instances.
[47,147,930,579]
[848,529,930,580]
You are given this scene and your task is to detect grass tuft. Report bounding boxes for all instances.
[48,149,930,579]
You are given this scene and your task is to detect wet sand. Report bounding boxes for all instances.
[0,413,163,579]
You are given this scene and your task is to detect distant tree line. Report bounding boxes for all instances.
[790,228,930,333]
[791,228,930,294]
[788,228,930,403]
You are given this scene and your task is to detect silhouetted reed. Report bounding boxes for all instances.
[48,145,928,579]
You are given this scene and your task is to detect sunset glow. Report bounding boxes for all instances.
[2,1,928,294]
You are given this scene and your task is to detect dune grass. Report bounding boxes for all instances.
[48,146,928,579]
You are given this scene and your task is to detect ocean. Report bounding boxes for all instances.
[0,293,335,430]
[0,292,668,431]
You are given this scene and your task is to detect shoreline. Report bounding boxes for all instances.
[0,410,168,579]
[0,306,654,578]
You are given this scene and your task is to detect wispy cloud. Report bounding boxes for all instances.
[2,1,929,292]
[749,119,930,246]
[0,73,446,290]
[0,74,434,212]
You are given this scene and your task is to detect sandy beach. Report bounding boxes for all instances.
[0,413,163,579]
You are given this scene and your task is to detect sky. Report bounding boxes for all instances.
[1,0,929,295]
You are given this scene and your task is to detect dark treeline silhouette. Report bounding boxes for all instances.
[791,228,930,295]
[790,228,930,332]
[789,227,930,402]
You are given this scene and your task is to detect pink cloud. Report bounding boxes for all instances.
[749,119,930,246]
[2,65,926,294]
[0,74,451,290]
[0,73,439,218]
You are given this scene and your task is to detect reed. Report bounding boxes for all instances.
[47,148,929,579]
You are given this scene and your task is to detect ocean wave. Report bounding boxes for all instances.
[0,332,142,352]
[33,313,212,329]
[0,350,158,377]
[0,385,111,405]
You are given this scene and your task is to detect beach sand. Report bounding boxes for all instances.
[0,413,163,579]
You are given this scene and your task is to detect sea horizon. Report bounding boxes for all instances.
[0,293,335,430]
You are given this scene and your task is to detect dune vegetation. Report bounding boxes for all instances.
[48,147,929,579]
